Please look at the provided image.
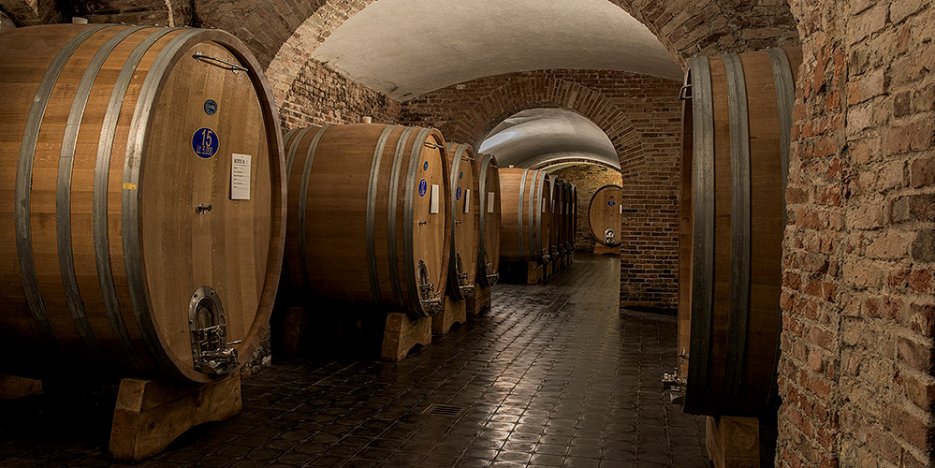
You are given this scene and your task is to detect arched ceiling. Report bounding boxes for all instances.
[479,108,620,170]
[311,0,682,99]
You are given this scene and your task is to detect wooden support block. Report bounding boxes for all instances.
[381,312,432,361]
[0,375,42,399]
[706,416,759,468]
[526,261,543,284]
[110,374,242,462]
[593,243,620,256]
[433,295,466,335]
[466,284,492,317]
[278,306,309,356]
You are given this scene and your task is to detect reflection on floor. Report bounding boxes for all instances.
[0,254,707,467]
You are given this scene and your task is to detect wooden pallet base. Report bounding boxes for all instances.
[0,375,42,400]
[433,296,467,335]
[381,312,432,361]
[110,374,242,462]
[706,416,759,468]
[593,243,620,256]
[466,284,492,317]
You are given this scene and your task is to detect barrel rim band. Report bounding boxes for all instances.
[446,144,465,299]
[723,53,752,405]
[94,27,178,372]
[286,127,312,178]
[298,125,331,292]
[403,128,434,315]
[122,28,207,381]
[518,168,529,260]
[16,24,110,355]
[686,55,715,413]
[767,47,796,409]
[387,127,415,307]
[366,125,397,305]
[59,25,146,359]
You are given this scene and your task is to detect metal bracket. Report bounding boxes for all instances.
[189,287,240,376]
[679,83,693,101]
[485,261,500,286]
[193,52,248,74]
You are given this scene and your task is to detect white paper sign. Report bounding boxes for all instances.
[620,205,623,214]
[430,184,440,214]
[464,189,471,214]
[231,153,252,200]
[487,192,495,213]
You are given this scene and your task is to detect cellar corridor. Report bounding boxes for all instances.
[0,255,706,467]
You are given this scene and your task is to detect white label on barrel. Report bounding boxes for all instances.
[430,184,440,214]
[542,201,546,213]
[231,153,251,200]
[620,205,623,214]
[488,192,495,213]
[464,189,471,214]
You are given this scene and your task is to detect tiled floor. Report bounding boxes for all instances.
[0,254,708,467]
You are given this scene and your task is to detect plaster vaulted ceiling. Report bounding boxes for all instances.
[479,108,620,170]
[312,0,682,99]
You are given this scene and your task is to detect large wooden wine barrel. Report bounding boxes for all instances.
[679,48,802,416]
[445,143,479,299]
[282,124,449,318]
[499,168,552,265]
[588,185,623,246]
[0,24,286,383]
[476,153,501,287]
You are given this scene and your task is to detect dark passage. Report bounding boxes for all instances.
[0,255,706,467]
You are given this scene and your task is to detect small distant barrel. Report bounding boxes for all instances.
[0,24,286,383]
[499,168,552,265]
[679,48,802,416]
[588,185,624,246]
[476,154,501,287]
[282,124,450,318]
[444,143,479,299]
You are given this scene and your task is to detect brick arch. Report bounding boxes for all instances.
[427,78,646,181]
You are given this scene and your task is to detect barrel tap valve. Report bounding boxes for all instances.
[661,369,686,405]
[418,260,443,314]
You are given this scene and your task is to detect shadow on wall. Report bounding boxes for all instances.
[551,164,623,251]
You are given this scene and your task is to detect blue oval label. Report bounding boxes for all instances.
[456,186,462,201]
[192,127,219,158]
[423,161,429,171]
[418,179,428,197]
[607,200,616,207]
[203,99,218,115]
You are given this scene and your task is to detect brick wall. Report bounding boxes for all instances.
[400,70,683,311]
[552,165,624,251]
[777,1,935,466]
[280,58,401,129]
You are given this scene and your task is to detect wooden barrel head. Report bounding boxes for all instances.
[588,185,623,246]
[444,143,479,298]
[477,154,501,286]
[0,24,285,383]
